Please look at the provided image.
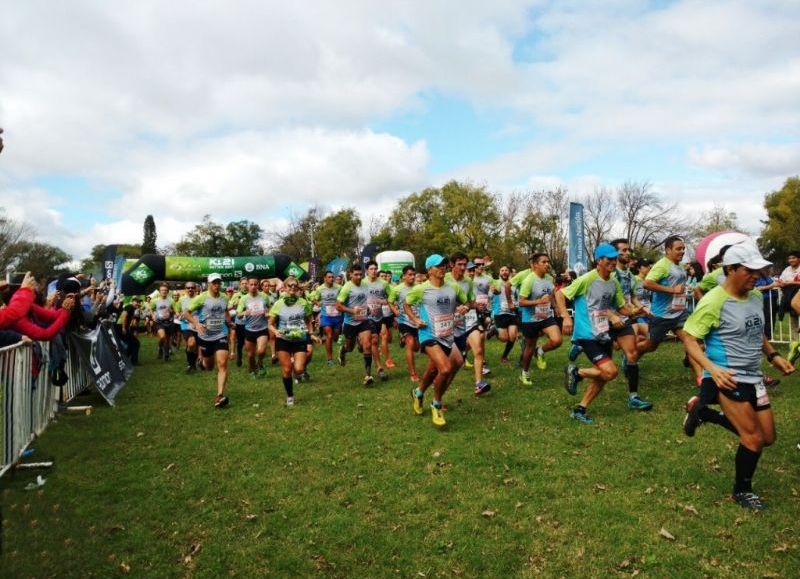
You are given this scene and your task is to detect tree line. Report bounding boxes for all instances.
[2,176,797,280]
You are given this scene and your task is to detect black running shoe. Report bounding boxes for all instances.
[683,395,703,437]
[731,491,766,511]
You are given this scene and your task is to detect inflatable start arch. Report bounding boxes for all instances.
[121,254,307,295]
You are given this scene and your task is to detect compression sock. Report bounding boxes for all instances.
[624,363,639,395]
[502,341,514,358]
[364,354,372,376]
[733,444,761,494]
[282,376,294,397]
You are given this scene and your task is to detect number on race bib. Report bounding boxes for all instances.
[464,309,478,328]
[206,318,224,332]
[433,314,454,338]
[325,305,340,317]
[671,294,687,312]
[590,309,610,335]
[756,381,770,407]
[534,304,552,320]
[353,306,367,321]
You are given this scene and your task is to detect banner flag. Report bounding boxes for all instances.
[101,245,118,282]
[568,202,588,274]
[68,321,132,406]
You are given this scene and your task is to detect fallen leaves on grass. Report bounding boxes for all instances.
[683,505,699,516]
[481,510,496,518]
[163,463,175,471]
[659,527,676,541]
[119,562,131,574]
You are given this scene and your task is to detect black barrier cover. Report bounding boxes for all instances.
[68,322,132,406]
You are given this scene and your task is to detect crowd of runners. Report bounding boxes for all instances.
[115,237,797,511]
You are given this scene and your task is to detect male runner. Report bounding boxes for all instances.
[682,243,795,510]
[184,273,234,408]
[445,253,490,396]
[176,282,199,372]
[556,244,641,424]
[312,271,342,366]
[638,236,703,383]
[490,265,519,365]
[405,254,469,428]
[611,238,653,410]
[518,253,563,386]
[363,261,391,382]
[389,265,420,382]
[337,264,378,386]
[237,277,270,378]
[151,284,175,361]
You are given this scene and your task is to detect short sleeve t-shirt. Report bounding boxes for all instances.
[388,283,418,327]
[684,286,766,384]
[405,281,468,348]
[188,292,229,341]
[519,272,555,323]
[269,297,312,341]
[561,270,625,342]
[337,281,370,326]
[646,257,688,319]
[237,292,270,332]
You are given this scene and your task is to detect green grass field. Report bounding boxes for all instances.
[2,334,799,577]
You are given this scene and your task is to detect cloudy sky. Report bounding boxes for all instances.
[1,0,798,261]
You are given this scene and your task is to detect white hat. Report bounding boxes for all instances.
[722,243,771,270]
[208,273,222,283]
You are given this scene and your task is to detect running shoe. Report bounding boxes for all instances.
[683,395,703,437]
[410,372,420,383]
[788,341,799,364]
[214,395,229,409]
[519,371,532,386]
[338,347,346,367]
[474,381,491,396]
[363,375,374,387]
[567,343,582,362]
[564,364,580,395]
[250,371,257,380]
[464,358,473,368]
[627,395,653,411]
[302,371,310,381]
[411,389,424,415]
[378,368,389,382]
[500,356,510,364]
[731,491,766,511]
[185,365,195,374]
[327,359,335,367]
[570,408,594,425]
[386,358,396,369]
[536,347,546,370]
[482,366,491,375]
[431,404,446,428]
[286,396,295,407]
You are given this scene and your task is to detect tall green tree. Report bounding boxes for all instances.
[272,207,361,265]
[221,220,265,256]
[175,215,226,256]
[0,208,34,272]
[375,180,502,260]
[691,203,741,240]
[760,176,800,264]
[142,215,157,254]
[14,241,71,279]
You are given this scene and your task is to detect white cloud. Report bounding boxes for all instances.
[688,143,800,177]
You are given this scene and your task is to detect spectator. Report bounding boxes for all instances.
[0,272,39,330]
[755,267,780,340]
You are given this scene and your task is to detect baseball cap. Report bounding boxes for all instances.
[425,254,448,270]
[208,273,222,283]
[594,243,618,260]
[466,261,476,270]
[722,243,771,269]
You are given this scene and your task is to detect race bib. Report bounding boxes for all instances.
[206,318,224,333]
[756,381,770,407]
[671,294,687,312]
[325,305,340,317]
[352,306,367,321]
[534,304,552,320]
[464,309,478,328]
[247,302,265,316]
[433,314,454,338]
[382,305,392,318]
[590,309,610,335]
[368,303,383,317]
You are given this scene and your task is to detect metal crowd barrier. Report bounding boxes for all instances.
[0,341,57,478]
[61,338,93,404]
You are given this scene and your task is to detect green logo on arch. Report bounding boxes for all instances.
[130,263,155,284]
